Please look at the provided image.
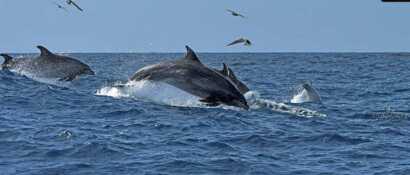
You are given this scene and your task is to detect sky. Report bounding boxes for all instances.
[1,0,410,53]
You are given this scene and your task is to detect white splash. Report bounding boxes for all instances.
[290,83,321,104]
[96,80,203,107]
[97,80,326,117]
[245,91,326,118]
[290,88,310,103]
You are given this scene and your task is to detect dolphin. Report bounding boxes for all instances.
[1,45,94,81]
[215,63,249,95]
[130,46,249,110]
[290,81,321,104]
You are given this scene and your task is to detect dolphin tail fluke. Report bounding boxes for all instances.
[0,54,13,64]
[36,45,53,56]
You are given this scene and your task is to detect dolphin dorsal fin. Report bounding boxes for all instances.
[184,46,201,63]
[222,63,230,76]
[37,45,53,57]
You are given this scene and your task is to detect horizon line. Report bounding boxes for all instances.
[4,51,410,54]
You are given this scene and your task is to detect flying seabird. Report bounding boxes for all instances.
[53,2,67,12]
[226,38,252,47]
[66,0,83,12]
[226,9,245,18]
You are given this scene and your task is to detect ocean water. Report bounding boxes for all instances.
[1,52,410,175]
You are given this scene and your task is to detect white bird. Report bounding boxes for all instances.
[226,9,245,18]
[226,38,252,47]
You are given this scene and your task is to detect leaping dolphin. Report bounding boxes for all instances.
[130,46,249,110]
[290,81,321,104]
[1,45,94,81]
[215,63,249,95]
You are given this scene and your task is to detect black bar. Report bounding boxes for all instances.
[382,0,410,2]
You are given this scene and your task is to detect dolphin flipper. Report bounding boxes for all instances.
[58,74,77,81]
[203,102,220,107]
[200,96,220,106]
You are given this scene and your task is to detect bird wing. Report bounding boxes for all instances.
[71,1,83,11]
[226,9,245,18]
[226,9,235,14]
[226,38,245,46]
[244,40,252,46]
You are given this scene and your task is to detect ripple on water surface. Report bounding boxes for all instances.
[0,53,409,174]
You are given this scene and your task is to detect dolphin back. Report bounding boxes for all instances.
[30,46,94,80]
[35,54,94,80]
[216,63,249,94]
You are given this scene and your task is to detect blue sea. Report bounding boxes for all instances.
[1,53,410,175]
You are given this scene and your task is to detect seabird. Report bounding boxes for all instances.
[53,2,67,12]
[226,38,252,47]
[226,9,245,18]
[66,0,83,12]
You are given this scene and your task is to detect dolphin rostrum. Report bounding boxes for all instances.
[215,63,249,95]
[290,81,321,104]
[130,46,249,110]
[1,45,94,81]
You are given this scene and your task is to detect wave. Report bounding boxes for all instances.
[97,80,326,117]
[245,91,326,118]
[365,110,410,119]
